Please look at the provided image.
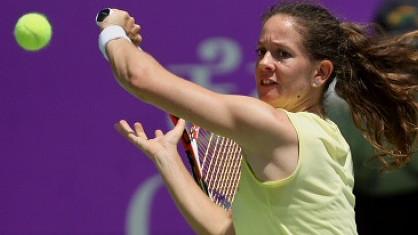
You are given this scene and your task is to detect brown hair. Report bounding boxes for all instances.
[263,1,418,169]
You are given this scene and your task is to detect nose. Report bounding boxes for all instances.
[258,51,275,72]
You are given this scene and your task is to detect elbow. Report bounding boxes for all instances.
[127,64,147,89]
[223,223,236,235]
[116,60,152,100]
[199,219,235,235]
[220,211,235,235]
[125,51,158,90]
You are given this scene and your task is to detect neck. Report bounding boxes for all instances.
[281,102,326,118]
[292,92,326,118]
[306,105,326,118]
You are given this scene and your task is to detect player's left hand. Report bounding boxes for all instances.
[114,119,186,162]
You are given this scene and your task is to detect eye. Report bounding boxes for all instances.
[256,47,266,58]
[273,49,292,59]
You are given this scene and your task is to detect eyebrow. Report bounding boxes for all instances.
[258,40,295,53]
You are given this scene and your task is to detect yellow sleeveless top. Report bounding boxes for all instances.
[232,111,357,235]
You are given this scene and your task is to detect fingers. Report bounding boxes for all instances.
[175,119,186,131]
[131,34,143,47]
[134,122,147,139]
[167,118,186,140]
[126,16,135,35]
[133,24,141,35]
[115,119,183,161]
[122,13,142,46]
[116,11,142,45]
[115,120,134,135]
[115,118,186,147]
[115,120,148,141]
[129,24,142,46]
[155,129,164,137]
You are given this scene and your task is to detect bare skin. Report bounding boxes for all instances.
[115,119,235,235]
[99,9,334,235]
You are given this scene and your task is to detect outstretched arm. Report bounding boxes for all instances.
[98,9,296,161]
[115,120,235,235]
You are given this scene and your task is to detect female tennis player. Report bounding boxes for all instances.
[98,2,418,234]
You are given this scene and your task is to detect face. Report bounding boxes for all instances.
[256,14,321,111]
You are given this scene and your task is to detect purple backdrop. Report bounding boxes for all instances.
[2,0,382,234]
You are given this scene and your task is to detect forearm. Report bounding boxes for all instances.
[154,153,235,235]
[104,39,288,153]
[105,39,234,134]
[106,39,154,99]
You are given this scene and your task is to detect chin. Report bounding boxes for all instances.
[259,97,281,107]
[258,92,279,104]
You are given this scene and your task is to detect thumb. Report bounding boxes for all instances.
[168,118,186,140]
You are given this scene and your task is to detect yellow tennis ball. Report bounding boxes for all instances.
[14,13,52,51]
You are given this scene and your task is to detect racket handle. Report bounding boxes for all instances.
[169,114,179,124]
[96,8,112,26]
[169,114,208,192]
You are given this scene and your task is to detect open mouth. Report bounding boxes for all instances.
[260,79,278,86]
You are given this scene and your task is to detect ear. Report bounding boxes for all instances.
[312,60,334,88]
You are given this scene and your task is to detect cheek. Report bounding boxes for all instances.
[280,70,312,95]
[283,63,314,86]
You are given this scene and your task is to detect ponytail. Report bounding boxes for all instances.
[335,23,418,169]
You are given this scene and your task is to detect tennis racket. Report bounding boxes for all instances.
[169,114,242,210]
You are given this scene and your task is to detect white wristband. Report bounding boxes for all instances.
[98,25,131,61]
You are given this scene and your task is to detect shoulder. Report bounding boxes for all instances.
[283,110,340,136]
[284,110,350,158]
[217,95,298,152]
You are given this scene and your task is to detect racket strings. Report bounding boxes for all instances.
[194,128,242,209]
